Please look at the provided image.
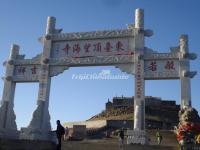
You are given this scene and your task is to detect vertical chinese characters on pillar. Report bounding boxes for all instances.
[38,65,49,101]
[136,61,142,99]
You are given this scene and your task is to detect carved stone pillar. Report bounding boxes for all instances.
[179,35,191,108]
[0,44,19,139]
[20,17,55,141]
[134,52,145,131]
[127,8,148,145]
[134,8,145,130]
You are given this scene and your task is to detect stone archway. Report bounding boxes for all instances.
[0,8,197,144]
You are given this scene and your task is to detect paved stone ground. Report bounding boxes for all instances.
[0,138,177,150]
[61,130,178,150]
[0,139,56,150]
[62,138,177,150]
[0,130,178,150]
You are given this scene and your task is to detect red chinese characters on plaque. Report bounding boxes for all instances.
[165,61,175,70]
[148,61,157,71]
[116,41,124,51]
[147,60,176,72]
[84,43,91,53]
[17,66,26,74]
[52,38,131,58]
[93,42,102,52]
[15,65,40,78]
[73,44,81,54]
[144,59,179,79]
[104,42,113,52]
[62,44,70,55]
[31,66,37,74]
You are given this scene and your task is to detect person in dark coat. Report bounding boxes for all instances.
[56,120,65,150]
[119,128,125,149]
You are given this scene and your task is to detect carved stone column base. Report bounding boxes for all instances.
[126,130,149,145]
[20,128,57,143]
[0,101,19,139]
[28,101,51,131]
[0,128,19,139]
[19,100,55,142]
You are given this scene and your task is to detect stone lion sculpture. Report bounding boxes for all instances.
[175,107,200,147]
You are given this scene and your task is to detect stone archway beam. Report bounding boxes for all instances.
[49,55,134,67]
[40,29,135,42]
[182,71,197,78]
[181,52,197,60]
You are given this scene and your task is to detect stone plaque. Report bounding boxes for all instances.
[51,37,134,58]
[13,65,40,82]
[144,59,179,79]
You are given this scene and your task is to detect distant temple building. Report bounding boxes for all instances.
[106,96,133,110]
[103,96,179,129]
[65,96,179,133]
[106,96,177,111]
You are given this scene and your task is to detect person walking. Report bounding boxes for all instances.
[64,126,69,140]
[156,129,162,145]
[119,128,125,149]
[56,120,65,150]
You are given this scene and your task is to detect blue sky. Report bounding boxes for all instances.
[0,0,199,129]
